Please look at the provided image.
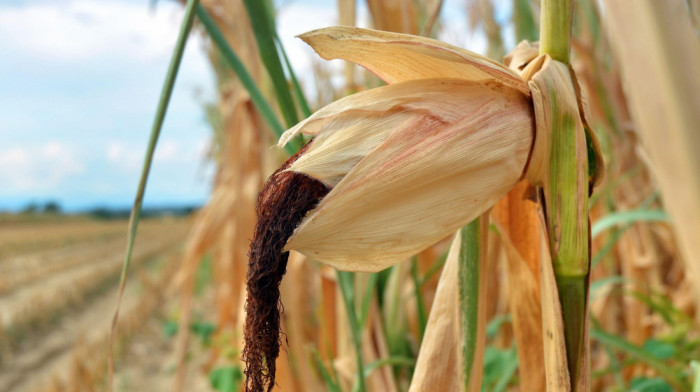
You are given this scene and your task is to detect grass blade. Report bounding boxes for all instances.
[410,258,428,341]
[195,6,295,155]
[513,0,538,42]
[591,328,691,391]
[459,215,489,391]
[312,350,342,392]
[592,210,669,237]
[337,270,367,392]
[108,0,200,388]
[242,0,299,128]
[364,356,415,378]
[359,272,378,328]
[276,37,312,118]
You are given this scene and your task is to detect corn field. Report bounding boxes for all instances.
[3,0,700,391]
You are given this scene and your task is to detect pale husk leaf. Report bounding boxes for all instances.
[491,182,546,391]
[279,78,494,147]
[409,231,465,392]
[285,79,520,186]
[505,41,604,187]
[298,27,529,95]
[284,84,533,271]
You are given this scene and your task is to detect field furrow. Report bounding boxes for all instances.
[0,217,191,379]
[0,221,176,295]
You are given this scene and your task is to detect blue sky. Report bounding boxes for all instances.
[0,0,501,212]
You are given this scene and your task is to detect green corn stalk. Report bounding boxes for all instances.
[540,0,591,388]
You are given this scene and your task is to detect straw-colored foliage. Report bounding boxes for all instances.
[166,1,700,391]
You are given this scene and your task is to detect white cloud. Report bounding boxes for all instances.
[106,141,142,172]
[0,142,85,192]
[0,0,204,64]
[105,137,210,172]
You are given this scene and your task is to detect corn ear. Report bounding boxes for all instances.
[283,80,533,271]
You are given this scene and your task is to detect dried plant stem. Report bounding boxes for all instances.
[601,0,700,317]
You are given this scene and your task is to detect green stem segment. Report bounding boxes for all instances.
[458,216,488,390]
[540,0,573,63]
[540,0,591,389]
[556,275,587,387]
[109,0,200,388]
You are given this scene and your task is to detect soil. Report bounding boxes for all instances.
[0,216,210,392]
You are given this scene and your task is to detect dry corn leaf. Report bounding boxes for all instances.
[491,181,546,391]
[298,27,528,94]
[602,0,700,314]
[409,232,464,392]
[278,252,325,391]
[366,0,418,35]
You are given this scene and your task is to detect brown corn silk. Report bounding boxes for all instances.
[244,143,329,392]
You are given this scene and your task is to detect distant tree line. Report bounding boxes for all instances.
[18,201,198,219]
[87,205,199,220]
[21,200,62,214]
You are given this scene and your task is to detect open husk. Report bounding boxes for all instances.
[282,78,533,271]
[297,27,528,94]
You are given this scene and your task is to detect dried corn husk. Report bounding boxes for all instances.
[409,232,464,392]
[297,27,528,94]
[283,78,532,271]
[491,181,546,391]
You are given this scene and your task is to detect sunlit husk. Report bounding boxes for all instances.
[298,27,529,95]
[283,81,533,272]
[282,78,526,185]
[409,232,465,392]
[491,181,546,391]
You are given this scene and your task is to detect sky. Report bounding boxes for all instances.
[0,0,505,212]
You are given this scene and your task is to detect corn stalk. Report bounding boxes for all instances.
[538,0,592,389]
